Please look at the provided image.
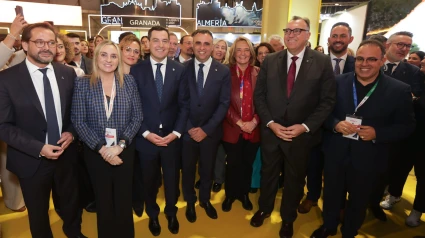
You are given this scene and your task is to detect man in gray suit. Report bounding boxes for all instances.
[252,16,336,238]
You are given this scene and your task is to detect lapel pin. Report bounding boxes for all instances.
[306,60,309,63]
[215,68,218,71]
[61,76,64,79]
[173,68,175,71]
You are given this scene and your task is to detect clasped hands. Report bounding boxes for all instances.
[237,119,257,134]
[269,122,306,141]
[188,128,207,142]
[99,145,123,166]
[146,133,178,146]
[335,121,376,141]
[40,132,73,160]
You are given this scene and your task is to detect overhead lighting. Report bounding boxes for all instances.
[335,3,340,6]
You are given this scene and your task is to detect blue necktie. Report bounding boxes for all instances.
[333,58,342,75]
[197,63,205,96]
[38,68,60,145]
[155,63,163,102]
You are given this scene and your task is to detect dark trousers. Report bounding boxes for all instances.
[306,144,324,201]
[323,157,379,237]
[132,156,144,211]
[222,136,259,198]
[182,136,220,203]
[258,135,310,222]
[139,138,180,218]
[19,144,81,238]
[84,143,135,238]
[213,143,226,184]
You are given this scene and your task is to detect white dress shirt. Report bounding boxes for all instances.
[194,56,212,87]
[179,54,190,63]
[384,59,400,74]
[330,52,348,73]
[26,59,62,144]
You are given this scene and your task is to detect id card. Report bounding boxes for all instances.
[343,114,362,140]
[105,128,117,147]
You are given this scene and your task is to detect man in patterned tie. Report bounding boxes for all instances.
[181,29,230,223]
[130,26,189,236]
[252,16,336,238]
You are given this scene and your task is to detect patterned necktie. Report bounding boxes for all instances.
[38,68,60,145]
[385,63,396,76]
[287,56,298,97]
[334,58,342,75]
[155,63,163,102]
[197,63,205,96]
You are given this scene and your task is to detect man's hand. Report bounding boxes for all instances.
[285,124,307,139]
[335,121,358,135]
[191,127,207,142]
[269,122,291,141]
[100,145,123,161]
[57,132,73,150]
[10,14,27,38]
[357,126,376,141]
[163,133,178,145]
[40,144,63,160]
[188,128,196,137]
[146,133,167,146]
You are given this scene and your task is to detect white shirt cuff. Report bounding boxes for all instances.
[142,130,150,138]
[302,123,310,133]
[266,120,274,127]
[172,131,181,138]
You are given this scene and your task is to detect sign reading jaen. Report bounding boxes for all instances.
[196,0,262,28]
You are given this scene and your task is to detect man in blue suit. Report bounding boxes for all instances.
[311,40,415,238]
[182,29,231,223]
[130,26,189,236]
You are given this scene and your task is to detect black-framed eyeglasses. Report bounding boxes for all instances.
[355,56,380,64]
[282,28,309,35]
[29,40,56,48]
[392,42,413,50]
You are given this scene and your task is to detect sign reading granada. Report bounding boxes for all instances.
[122,17,166,27]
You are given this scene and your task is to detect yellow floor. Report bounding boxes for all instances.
[0,175,424,238]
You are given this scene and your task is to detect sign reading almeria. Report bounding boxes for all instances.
[197,19,228,27]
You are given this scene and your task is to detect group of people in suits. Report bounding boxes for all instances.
[0,14,423,238]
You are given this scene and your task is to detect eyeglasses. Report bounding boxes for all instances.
[355,56,380,64]
[29,40,56,48]
[123,46,140,55]
[392,42,413,50]
[282,28,309,35]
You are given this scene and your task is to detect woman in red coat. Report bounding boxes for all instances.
[221,37,261,212]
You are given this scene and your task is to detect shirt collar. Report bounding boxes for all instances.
[287,47,306,60]
[150,56,167,67]
[194,56,213,68]
[25,58,54,74]
[385,59,400,66]
[330,52,348,61]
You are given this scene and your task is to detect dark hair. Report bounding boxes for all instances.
[148,26,169,40]
[169,32,177,38]
[119,32,135,43]
[369,35,387,44]
[254,42,275,66]
[410,51,425,61]
[21,22,56,42]
[331,22,352,36]
[88,38,94,43]
[358,39,386,57]
[141,36,149,41]
[180,35,191,44]
[191,29,213,39]
[291,16,310,30]
[65,32,81,40]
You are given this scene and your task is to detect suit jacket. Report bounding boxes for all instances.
[254,48,337,148]
[70,55,93,75]
[222,65,260,144]
[130,58,189,154]
[342,55,355,74]
[389,61,423,97]
[183,58,231,141]
[71,74,142,151]
[0,61,77,178]
[323,72,415,172]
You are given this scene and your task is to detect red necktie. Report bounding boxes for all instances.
[287,56,298,97]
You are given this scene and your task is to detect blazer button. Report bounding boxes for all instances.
[198,104,201,107]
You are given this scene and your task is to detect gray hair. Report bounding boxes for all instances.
[268,35,284,45]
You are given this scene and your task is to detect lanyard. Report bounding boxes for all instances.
[352,75,379,115]
[102,78,116,120]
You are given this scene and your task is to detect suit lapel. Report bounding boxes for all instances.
[187,59,198,99]
[202,59,219,98]
[278,51,288,96]
[144,60,161,105]
[17,62,45,119]
[289,48,313,99]
[52,63,67,119]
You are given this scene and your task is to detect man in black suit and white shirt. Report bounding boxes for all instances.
[176,35,193,63]
[252,16,336,238]
[66,33,92,75]
[0,23,85,238]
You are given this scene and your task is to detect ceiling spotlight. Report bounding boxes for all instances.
[335,3,340,6]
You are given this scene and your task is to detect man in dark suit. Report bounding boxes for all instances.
[311,40,415,238]
[66,33,92,75]
[252,16,336,238]
[0,23,85,238]
[369,31,424,221]
[130,26,189,236]
[182,29,231,223]
[176,35,193,63]
[299,22,355,214]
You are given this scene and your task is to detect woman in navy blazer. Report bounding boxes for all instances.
[71,41,142,238]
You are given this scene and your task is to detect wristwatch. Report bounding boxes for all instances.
[118,140,126,149]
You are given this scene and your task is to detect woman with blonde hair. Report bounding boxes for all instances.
[71,40,142,237]
[119,34,141,74]
[80,39,89,57]
[221,36,261,212]
[212,39,229,64]
[94,34,105,47]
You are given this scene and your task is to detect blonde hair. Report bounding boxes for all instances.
[90,40,124,87]
[119,34,143,59]
[56,33,74,63]
[228,36,256,66]
[213,39,229,64]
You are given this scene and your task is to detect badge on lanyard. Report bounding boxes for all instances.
[103,78,117,147]
[343,114,362,140]
[105,128,117,147]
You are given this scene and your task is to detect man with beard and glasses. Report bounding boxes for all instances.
[369,31,424,223]
[168,32,179,60]
[66,33,92,75]
[0,22,85,238]
[298,22,355,215]
[176,35,193,63]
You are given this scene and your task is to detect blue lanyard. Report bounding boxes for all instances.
[352,74,379,115]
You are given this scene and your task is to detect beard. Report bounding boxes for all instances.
[329,42,348,54]
[29,50,54,64]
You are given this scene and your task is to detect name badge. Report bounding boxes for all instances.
[343,114,362,140]
[105,128,117,147]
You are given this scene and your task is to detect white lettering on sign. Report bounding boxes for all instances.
[197,19,227,27]
[101,16,123,24]
[129,20,161,26]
